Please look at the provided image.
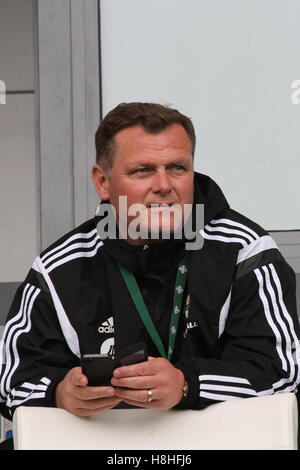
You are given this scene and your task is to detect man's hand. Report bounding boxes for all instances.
[110,357,185,409]
[55,367,121,416]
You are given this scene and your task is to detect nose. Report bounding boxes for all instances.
[151,170,172,195]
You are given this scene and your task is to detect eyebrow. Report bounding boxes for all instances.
[126,161,153,169]
[127,157,192,169]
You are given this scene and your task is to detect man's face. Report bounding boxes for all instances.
[93,123,194,244]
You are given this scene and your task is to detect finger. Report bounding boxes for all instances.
[111,375,155,390]
[73,400,121,417]
[117,395,161,409]
[75,396,121,411]
[117,399,155,409]
[114,387,157,404]
[73,385,116,401]
[70,367,88,387]
[113,360,157,379]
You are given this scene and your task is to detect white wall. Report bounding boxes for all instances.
[100,0,300,231]
[0,0,39,282]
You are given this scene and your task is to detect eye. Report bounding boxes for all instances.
[172,164,185,172]
[132,167,153,175]
[136,167,148,173]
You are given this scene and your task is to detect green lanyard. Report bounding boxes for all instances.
[118,257,188,361]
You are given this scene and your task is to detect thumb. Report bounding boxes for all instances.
[79,375,88,386]
[70,367,88,386]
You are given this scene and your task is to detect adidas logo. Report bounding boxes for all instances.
[98,316,114,334]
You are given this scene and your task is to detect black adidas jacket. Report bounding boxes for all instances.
[1,172,299,419]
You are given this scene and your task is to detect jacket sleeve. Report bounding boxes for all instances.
[175,256,300,410]
[0,268,79,420]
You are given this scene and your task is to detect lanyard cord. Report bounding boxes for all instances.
[118,257,188,361]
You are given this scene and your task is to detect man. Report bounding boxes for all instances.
[0,102,299,421]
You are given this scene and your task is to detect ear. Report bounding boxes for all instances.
[91,164,111,201]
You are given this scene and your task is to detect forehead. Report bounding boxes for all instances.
[113,124,192,162]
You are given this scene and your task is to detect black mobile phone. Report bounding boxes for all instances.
[80,354,115,386]
[116,342,148,367]
[81,342,148,387]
